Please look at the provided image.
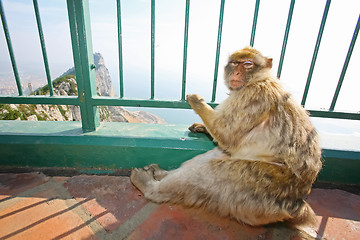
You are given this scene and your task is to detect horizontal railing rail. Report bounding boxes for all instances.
[0,0,359,133]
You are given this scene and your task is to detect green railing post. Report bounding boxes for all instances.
[33,0,54,96]
[211,0,225,103]
[329,14,360,111]
[150,0,155,99]
[250,0,260,47]
[0,0,22,96]
[117,0,124,98]
[181,0,190,101]
[67,0,99,132]
[277,0,295,79]
[301,0,331,106]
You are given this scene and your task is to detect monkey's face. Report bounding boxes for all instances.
[224,59,256,90]
[224,47,273,91]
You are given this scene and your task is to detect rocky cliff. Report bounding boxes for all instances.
[60,53,115,97]
[0,53,166,124]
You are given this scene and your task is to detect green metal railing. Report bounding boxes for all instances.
[116,0,124,98]
[0,0,359,133]
[0,0,22,96]
[301,0,332,107]
[33,0,54,97]
[181,0,190,102]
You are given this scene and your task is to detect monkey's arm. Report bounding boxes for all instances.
[187,94,216,120]
[187,94,228,145]
[187,92,273,151]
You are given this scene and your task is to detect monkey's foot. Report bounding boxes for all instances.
[143,164,168,181]
[188,123,209,134]
[130,168,154,193]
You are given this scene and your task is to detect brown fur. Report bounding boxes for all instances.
[130,46,322,226]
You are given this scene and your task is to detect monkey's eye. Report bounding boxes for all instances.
[229,60,254,68]
[242,61,254,69]
[229,61,241,66]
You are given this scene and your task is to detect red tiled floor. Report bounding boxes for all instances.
[0,184,96,240]
[0,173,49,201]
[1,173,360,240]
[64,175,149,232]
[127,203,270,240]
[304,188,360,240]
[52,176,70,183]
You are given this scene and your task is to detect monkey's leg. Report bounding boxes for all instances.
[131,164,210,204]
[130,148,227,204]
[180,147,226,167]
[130,167,156,194]
[138,148,225,183]
[143,164,168,181]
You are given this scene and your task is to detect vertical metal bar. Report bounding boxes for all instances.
[250,0,260,47]
[277,0,295,79]
[150,0,155,99]
[211,0,225,103]
[330,14,360,111]
[33,0,54,96]
[116,0,124,98]
[301,0,331,106]
[67,0,99,132]
[181,0,190,101]
[0,0,23,96]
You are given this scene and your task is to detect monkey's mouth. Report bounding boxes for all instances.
[230,79,245,89]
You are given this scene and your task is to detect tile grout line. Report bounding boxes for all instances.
[107,201,159,240]
[0,179,55,211]
[48,177,109,239]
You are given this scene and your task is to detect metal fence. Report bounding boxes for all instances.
[0,0,359,132]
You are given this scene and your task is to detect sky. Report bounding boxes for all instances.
[0,0,360,126]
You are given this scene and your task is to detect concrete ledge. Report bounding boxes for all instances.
[0,120,213,170]
[0,120,359,184]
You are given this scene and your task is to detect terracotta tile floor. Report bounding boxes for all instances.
[0,172,359,240]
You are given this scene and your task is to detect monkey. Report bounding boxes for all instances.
[130,46,322,226]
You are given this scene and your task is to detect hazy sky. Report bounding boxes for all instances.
[1,0,359,115]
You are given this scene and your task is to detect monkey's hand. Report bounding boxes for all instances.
[186,94,206,112]
[187,94,215,133]
[188,123,209,135]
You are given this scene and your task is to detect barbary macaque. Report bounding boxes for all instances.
[131,46,322,226]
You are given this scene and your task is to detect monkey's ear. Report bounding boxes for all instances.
[266,58,273,68]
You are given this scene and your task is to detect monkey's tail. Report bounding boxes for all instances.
[286,200,317,226]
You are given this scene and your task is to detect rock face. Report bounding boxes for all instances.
[60,53,115,97]
[0,102,74,121]
[94,53,115,97]
[0,53,166,124]
[108,106,167,124]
